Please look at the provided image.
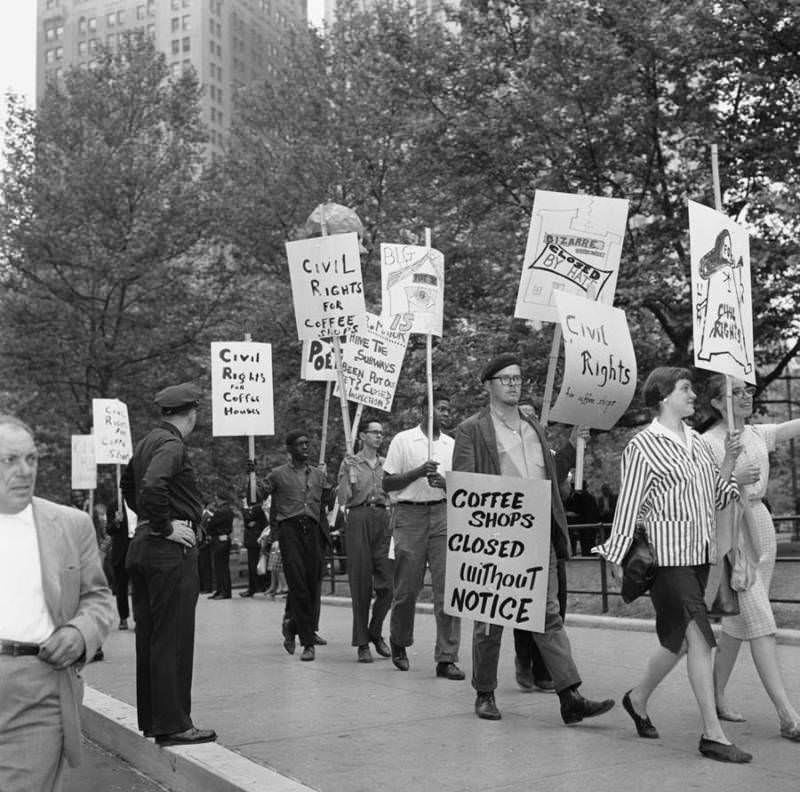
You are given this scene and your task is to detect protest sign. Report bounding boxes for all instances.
[514,190,629,324]
[549,293,637,430]
[380,243,444,336]
[285,232,365,340]
[300,338,338,382]
[92,399,133,464]
[71,434,97,490]
[689,200,754,380]
[335,313,409,412]
[444,471,551,632]
[211,341,274,436]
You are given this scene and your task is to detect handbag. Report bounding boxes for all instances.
[256,554,268,577]
[707,553,739,617]
[730,503,758,592]
[620,527,657,604]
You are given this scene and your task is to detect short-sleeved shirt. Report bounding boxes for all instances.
[337,451,389,508]
[383,425,454,502]
[266,462,329,523]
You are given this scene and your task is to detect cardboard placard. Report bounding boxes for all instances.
[285,232,365,340]
[514,190,629,323]
[300,338,338,382]
[549,293,637,430]
[211,341,274,436]
[92,399,133,464]
[71,434,97,490]
[689,200,754,380]
[444,471,551,632]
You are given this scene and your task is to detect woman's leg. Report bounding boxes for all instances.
[628,643,684,716]
[750,635,800,725]
[685,621,729,743]
[713,631,743,717]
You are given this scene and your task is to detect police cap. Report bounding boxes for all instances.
[154,382,202,414]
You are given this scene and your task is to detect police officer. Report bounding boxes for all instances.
[122,382,216,747]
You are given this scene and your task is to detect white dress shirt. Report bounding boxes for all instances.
[384,425,454,502]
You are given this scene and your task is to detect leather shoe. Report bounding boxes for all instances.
[475,692,502,720]
[436,662,466,681]
[560,689,615,725]
[698,736,752,763]
[313,633,327,646]
[239,591,254,598]
[622,690,659,738]
[119,619,129,630]
[156,727,217,747]
[300,645,315,661]
[208,593,222,599]
[390,641,409,671]
[281,620,296,655]
[534,678,555,692]
[357,645,373,663]
[515,657,534,691]
[370,635,392,658]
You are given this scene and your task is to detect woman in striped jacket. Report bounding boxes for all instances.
[594,366,751,763]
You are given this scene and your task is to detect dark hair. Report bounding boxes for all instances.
[358,414,382,434]
[432,391,450,404]
[642,367,693,410]
[285,429,307,447]
[703,373,727,423]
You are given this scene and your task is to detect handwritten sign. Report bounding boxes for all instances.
[334,313,409,412]
[300,338,338,382]
[285,232,365,340]
[689,200,754,380]
[92,399,133,464]
[549,293,637,430]
[380,243,444,336]
[444,471,551,631]
[211,341,274,436]
[514,190,629,324]
[71,434,97,490]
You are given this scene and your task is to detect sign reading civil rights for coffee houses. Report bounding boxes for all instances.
[549,292,637,430]
[444,471,551,632]
[285,232,365,340]
[71,434,97,490]
[300,338,338,382]
[92,399,133,464]
[211,341,274,436]
[514,190,629,324]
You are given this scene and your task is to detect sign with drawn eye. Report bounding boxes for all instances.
[514,190,629,324]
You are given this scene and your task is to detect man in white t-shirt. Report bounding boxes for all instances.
[0,415,113,791]
[383,393,463,680]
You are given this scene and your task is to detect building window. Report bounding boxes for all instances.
[171,0,180,9]
[217,88,222,103]
[182,15,190,30]
[172,39,180,54]
[146,23,155,37]
[55,47,64,60]
[183,0,191,7]
[216,43,221,57]
[209,18,214,35]
[45,49,56,64]
[89,38,97,52]
[78,40,88,56]
[147,0,155,16]
[211,107,216,122]
[106,34,116,46]
[182,59,191,71]
[137,5,145,20]
[79,17,87,34]
[55,67,63,80]
[117,10,125,25]
[182,37,190,52]
[107,12,115,26]
[209,40,214,53]
[88,17,97,32]
[171,62,181,77]
[171,17,179,32]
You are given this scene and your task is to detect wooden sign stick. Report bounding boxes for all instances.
[425,227,434,458]
[319,380,332,465]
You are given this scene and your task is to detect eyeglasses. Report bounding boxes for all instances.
[489,375,527,387]
[364,430,384,436]
[732,386,756,398]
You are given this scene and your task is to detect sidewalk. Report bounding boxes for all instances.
[82,595,800,792]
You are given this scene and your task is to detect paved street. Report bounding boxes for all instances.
[64,739,167,792]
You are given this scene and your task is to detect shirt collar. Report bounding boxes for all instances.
[649,418,695,451]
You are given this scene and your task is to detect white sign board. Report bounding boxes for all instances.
[444,471,551,632]
[335,313,409,412]
[211,341,274,436]
[71,434,97,490]
[549,293,637,430]
[285,232,365,340]
[92,399,133,464]
[514,190,629,324]
[300,338,338,382]
[689,200,754,380]
[380,243,444,336]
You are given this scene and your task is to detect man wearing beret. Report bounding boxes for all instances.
[263,430,334,661]
[122,382,216,746]
[452,353,615,723]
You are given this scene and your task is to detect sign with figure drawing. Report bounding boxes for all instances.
[689,200,753,381]
[514,190,629,324]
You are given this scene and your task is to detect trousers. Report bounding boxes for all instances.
[279,516,323,647]
[211,537,231,596]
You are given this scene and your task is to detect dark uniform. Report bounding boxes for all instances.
[207,499,234,598]
[122,383,205,740]
[240,493,268,596]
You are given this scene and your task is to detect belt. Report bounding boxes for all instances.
[350,502,388,510]
[0,640,40,657]
[397,499,446,506]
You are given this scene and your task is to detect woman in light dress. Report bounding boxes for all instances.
[703,374,800,742]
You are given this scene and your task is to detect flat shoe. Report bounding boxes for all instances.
[717,707,746,723]
[622,690,659,739]
[698,736,752,763]
[780,721,800,742]
[156,727,217,747]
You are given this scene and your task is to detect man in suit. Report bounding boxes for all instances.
[452,353,615,723]
[0,414,114,792]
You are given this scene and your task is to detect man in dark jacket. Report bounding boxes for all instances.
[240,487,268,597]
[206,493,234,599]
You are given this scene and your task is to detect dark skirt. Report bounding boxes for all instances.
[650,564,715,654]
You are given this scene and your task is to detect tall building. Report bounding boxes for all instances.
[322,0,448,28]
[36,0,307,153]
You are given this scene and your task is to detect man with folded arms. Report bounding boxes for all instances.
[0,415,113,791]
[452,353,615,723]
[122,382,216,747]
[338,417,393,663]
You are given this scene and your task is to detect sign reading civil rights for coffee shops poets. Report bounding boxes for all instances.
[211,342,274,436]
[92,399,133,464]
[300,338,339,382]
[548,292,637,431]
[71,434,97,490]
[285,232,365,341]
[444,471,551,632]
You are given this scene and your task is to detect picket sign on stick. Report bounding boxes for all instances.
[319,380,333,465]
[425,227,434,458]
[351,403,364,441]
[242,332,258,502]
[539,325,562,428]
[711,143,736,434]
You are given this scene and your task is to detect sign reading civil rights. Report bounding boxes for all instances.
[689,200,754,381]
[444,471,551,632]
[285,232,365,340]
[514,190,629,324]
[380,243,444,336]
[300,338,338,382]
[71,434,97,490]
[92,399,133,464]
[335,313,409,412]
[211,341,274,436]
[549,293,637,430]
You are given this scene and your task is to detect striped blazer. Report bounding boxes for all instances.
[595,420,737,567]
